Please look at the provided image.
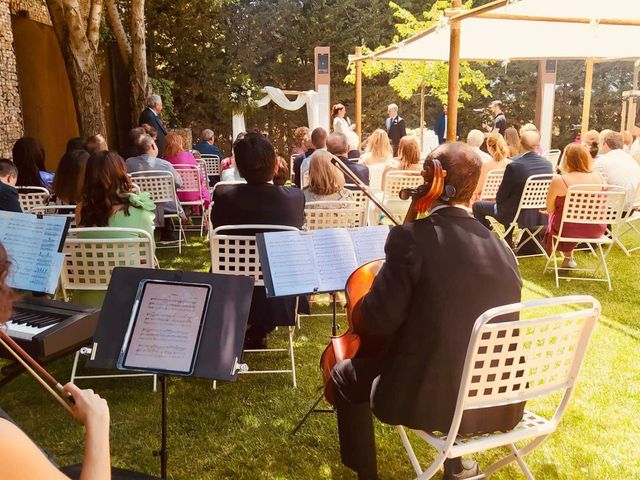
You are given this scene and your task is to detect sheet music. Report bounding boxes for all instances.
[310,229,358,292]
[0,212,67,294]
[260,231,319,297]
[123,282,209,373]
[349,225,390,265]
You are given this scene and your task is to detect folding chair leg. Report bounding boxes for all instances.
[484,434,548,478]
[397,426,423,476]
[509,443,535,480]
[289,326,297,389]
[70,350,81,383]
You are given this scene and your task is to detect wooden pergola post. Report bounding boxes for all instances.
[581,58,594,139]
[355,46,363,143]
[419,82,425,151]
[446,0,462,142]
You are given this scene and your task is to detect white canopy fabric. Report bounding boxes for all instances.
[352,0,640,62]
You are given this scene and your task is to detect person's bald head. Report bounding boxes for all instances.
[428,142,481,206]
[520,130,541,152]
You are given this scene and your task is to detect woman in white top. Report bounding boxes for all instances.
[360,129,393,166]
[332,103,360,152]
[473,132,511,201]
[303,150,354,204]
[382,136,422,190]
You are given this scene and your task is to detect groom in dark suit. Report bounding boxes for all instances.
[386,103,407,156]
[139,94,168,157]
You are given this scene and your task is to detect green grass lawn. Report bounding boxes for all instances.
[1,232,639,479]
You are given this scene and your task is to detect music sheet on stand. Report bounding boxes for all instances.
[311,229,358,292]
[0,211,66,294]
[349,225,390,265]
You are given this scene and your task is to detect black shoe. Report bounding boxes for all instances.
[243,335,267,350]
[443,460,480,480]
[159,228,179,242]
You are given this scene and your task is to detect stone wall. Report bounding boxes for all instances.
[0,0,23,158]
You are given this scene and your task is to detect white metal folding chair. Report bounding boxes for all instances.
[382,171,423,223]
[396,295,600,480]
[61,227,157,389]
[209,224,299,388]
[486,174,553,260]
[200,154,221,178]
[544,149,562,170]
[612,185,640,255]
[479,169,505,201]
[129,170,186,253]
[17,186,50,212]
[304,201,364,230]
[30,204,77,227]
[345,185,370,226]
[173,164,207,236]
[544,185,626,291]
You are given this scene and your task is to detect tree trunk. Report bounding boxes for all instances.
[47,0,107,138]
[105,0,131,66]
[131,0,151,123]
[86,0,103,51]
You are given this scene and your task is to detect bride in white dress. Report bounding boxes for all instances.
[331,103,360,152]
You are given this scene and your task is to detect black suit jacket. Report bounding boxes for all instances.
[337,156,369,186]
[0,183,21,212]
[293,148,315,188]
[210,183,305,328]
[362,207,524,433]
[139,108,168,157]
[387,116,407,154]
[495,152,553,229]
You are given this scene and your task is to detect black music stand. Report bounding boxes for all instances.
[85,267,254,480]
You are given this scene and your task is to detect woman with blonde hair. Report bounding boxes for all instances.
[544,143,606,268]
[382,136,422,190]
[360,129,393,166]
[473,132,511,200]
[504,127,520,158]
[303,150,353,203]
[581,129,600,159]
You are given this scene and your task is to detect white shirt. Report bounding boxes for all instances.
[630,138,640,157]
[593,148,640,210]
[471,146,493,164]
[300,148,327,186]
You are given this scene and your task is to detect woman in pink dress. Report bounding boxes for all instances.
[163,132,211,210]
[544,143,607,269]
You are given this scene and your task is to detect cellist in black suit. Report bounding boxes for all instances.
[139,94,168,157]
[331,143,524,480]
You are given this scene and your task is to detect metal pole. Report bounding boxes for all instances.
[420,82,425,151]
[355,46,363,144]
[446,0,462,142]
[581,58,594,139]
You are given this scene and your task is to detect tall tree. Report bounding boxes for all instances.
[46,0,107,137]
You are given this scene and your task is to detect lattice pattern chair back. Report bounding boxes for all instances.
[129,171,177,204]
[17,186,50,212]
[544,149,562,169]
[516,174,553,212]
[200,154,221,176]
[480,169,505,201]
[383,171,423,201]
[344,185,369,210]
[459,296,600,411]
[30,205,77,228]
[61,228,154,292]
[560,185,625,227]
[173,164,201,195]
[210,224,298,286]
[304,201,363,230]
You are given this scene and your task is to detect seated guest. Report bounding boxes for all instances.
[273,156,290,186]
[466,129,492,163]
[65,136,85,153]
[382,135,422,190]
[292,130,314,188]
[544,144,607,269]
[593,131,640,212]
[220,134,247,182]
[53,149,89,204]
[359,129,393,167]
[193,128,222,157]
[504,126,520,159]
[630,125,640,157]
[210,132,304,348]
[473,132,511,201]
[75,151,155,306]
[163,132,211,209]
[622,131,633,152]
[126,134,183,241]
[299,127,328,187]
[331,142,523,480]
[472,130,553,245]
[221,132,246,173]
[0,242,111,480]
[0,159,21,212]
[327,132,369,186]
[303,150,354,204]
[121,127,145,160]
[12,137,54,191]
[142,123,158,142]
[291,126,310,157]
[84,134,108,155]
[582,130,600,159]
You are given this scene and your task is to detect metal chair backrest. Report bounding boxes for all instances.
[172,164,201,195]
[30,205,77,227]
[512,174,553,220]
[129,170,178,204]
[61,227,154,291]
[304,201,364,230]
[200,154,221,176]
[446,295,600,443]
[559,185,626,230]
[209,224,298,286]
[545,149,562,169]
[17,186,50,212]
[383,171,423,201]
[480,169,505,201]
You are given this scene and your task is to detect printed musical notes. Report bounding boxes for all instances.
[122,282,210,374]
[0,212,67,294]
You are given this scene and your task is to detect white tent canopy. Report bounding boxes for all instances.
[352,0,640,62]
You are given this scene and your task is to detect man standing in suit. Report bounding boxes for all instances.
[139,94,168,157]
[434,104,448,144]
[327,132,369,185]
[210,133,305,348]
[472,130,553,244]
[386,103,407,156]
[331,142,523,480]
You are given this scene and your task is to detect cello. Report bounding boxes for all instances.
[320,156,446,405]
